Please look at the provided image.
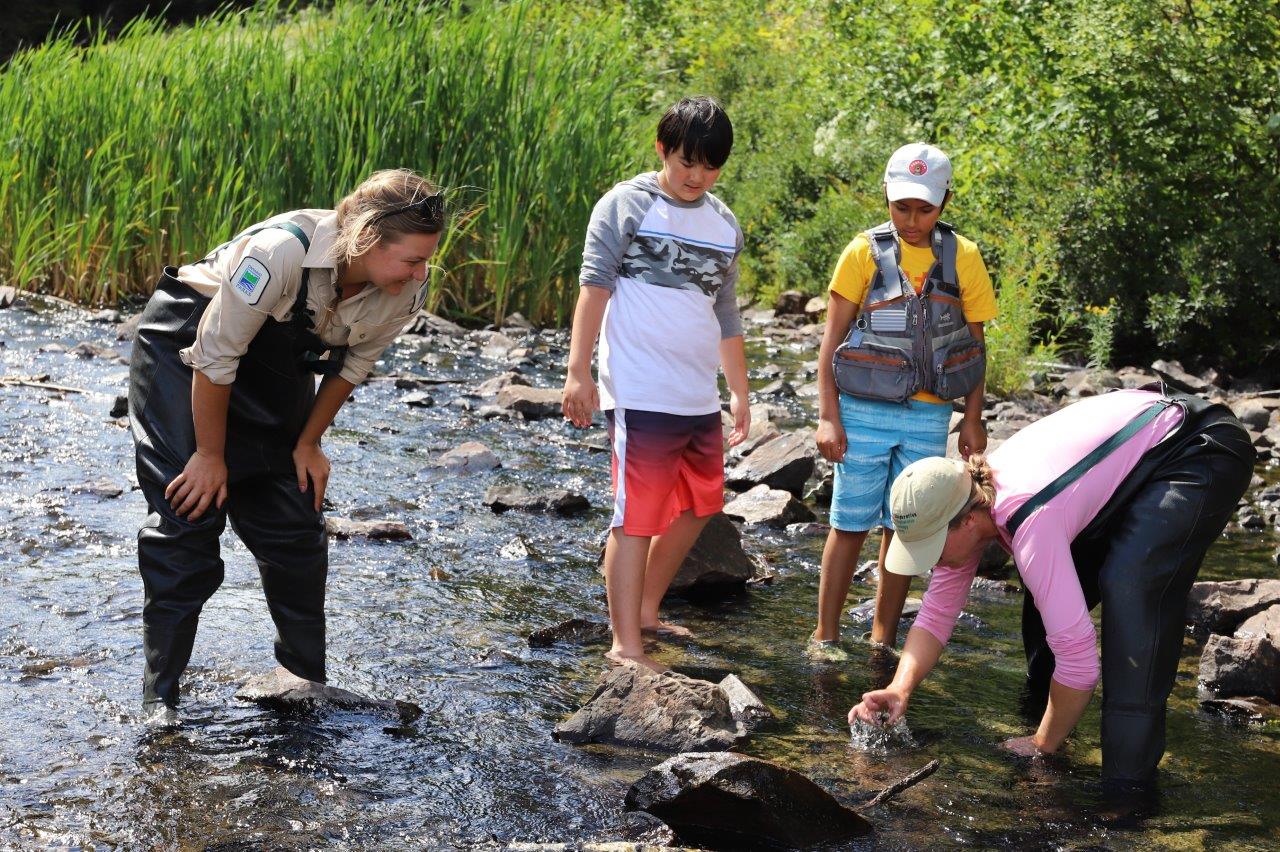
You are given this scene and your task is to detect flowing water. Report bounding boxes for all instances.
[1,298,1278,850]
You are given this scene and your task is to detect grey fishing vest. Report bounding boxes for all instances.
[832,221,985,403]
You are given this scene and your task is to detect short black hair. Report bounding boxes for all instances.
[656,96,733,169]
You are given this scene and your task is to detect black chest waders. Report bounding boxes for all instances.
[1012,385,1253,785]
[128,223,348,710]
[831,221,986,403]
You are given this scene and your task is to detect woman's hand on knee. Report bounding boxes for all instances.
[293,442,331,512]
[166,449,228,521]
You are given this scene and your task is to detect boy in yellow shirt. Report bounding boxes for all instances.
[810,143,997,656]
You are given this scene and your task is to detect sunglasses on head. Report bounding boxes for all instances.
[371,193,445,227]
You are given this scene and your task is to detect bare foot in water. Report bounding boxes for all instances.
[604,649,669,674]
[641,621,694,639]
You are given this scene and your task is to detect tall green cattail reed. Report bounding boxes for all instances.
[0,0,644,325]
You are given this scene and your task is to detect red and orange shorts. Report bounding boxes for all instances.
[604,408,725,537]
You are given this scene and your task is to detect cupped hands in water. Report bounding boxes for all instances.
[999,735,1050,757]
[848,686,909,727]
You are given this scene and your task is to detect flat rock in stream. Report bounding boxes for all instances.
[668,512,767,596]
[1186,579,1280,634]
[236,668,422,722]
[404,311,467,337]
[438,441,501,472]
[723,484,815,528]
[325,517,413,541]
[553,664,746,752]
[527,618,612,648]
[624,752,872,849]
[725,432,816,497]
[484,484,590,516]
[495,385,563,420]
[718,674,775,731]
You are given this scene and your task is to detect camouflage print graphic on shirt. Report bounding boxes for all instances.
[619,235,734,297]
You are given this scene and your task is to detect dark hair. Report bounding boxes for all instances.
[656,96,733,169]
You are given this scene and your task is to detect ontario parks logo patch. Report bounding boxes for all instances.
[230,257,270,306]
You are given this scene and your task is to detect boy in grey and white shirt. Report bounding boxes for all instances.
[562,97,750,673]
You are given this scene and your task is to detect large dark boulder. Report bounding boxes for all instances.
[1186,579,1280,635]
[553,665,746,752]
[624,752,872,850]
[726,432,816,497]
[669,513,767,596]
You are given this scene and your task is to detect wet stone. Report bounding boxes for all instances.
[68,341,120,360]
[527,618,612,648]
[757,379,796,398]
[325,517,413,541]
[494,385,563,420]
[502,311,534,330]
[669,512,765,596]
[723,484,815,528]
[1198,634,1280,702]
[69,480,124,499]
[404,311,466,336]
[717,674,775,731]
[727,419,780,460]
[1200,695,1280,724]
[109,395,128,418]
[0,285,15,308]
[553,664,746,752]
[1234,604,1280,644]
[90,308,122,324]
[438,441,500,472]
[785,521,829,538]
[474,371,529,397]
[499,535,541,561]
[624,752,872,849]
[725,431,816,497]
[115,313,142,340]
[1186,578,1280,635]
[401,391,435,408]
[236,667,422,722]
[850,597,922,625]
[481,332,518,360]
[483,483,590,516]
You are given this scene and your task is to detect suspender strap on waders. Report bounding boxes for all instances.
[1005,398,1176,537]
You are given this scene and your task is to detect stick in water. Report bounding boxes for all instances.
[859,759,940,810]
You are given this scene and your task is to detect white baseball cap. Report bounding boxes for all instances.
[884,457,973,576]
[883,143,952,207]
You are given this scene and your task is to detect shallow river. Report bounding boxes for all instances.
[1,299,1277,850]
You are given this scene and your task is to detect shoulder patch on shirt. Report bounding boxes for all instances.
[230,257,271,306]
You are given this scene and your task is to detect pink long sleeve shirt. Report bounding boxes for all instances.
[912,390,1185,691]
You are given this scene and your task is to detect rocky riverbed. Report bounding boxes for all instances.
[2,287,1279,850]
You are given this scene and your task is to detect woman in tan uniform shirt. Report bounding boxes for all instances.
[128,169,444,724]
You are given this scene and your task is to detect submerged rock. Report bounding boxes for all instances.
[624,752,872,849]
[723,484,815,528]
[668,512,767,596]
[438,441,501,472]
[325,517,413,541]
[527,618,612,648]
[718,674,775,731]
[236,668,422,722]
[1186,579,1280,635]
[474,371,529,397]
[401,391,435,408]
[1198,634,1280,701]
[499,535,542,561]
[1200,695,1280,724]
[553,664,745,752]
[725,432,816,497]
[484,483,590,516]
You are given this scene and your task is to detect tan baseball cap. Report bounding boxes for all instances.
[884,457,973,576]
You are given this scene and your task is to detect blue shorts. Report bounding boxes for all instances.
[829,395,952,532]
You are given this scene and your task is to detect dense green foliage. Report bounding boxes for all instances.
[2,0,1277,381]
[633,0,1280,376]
